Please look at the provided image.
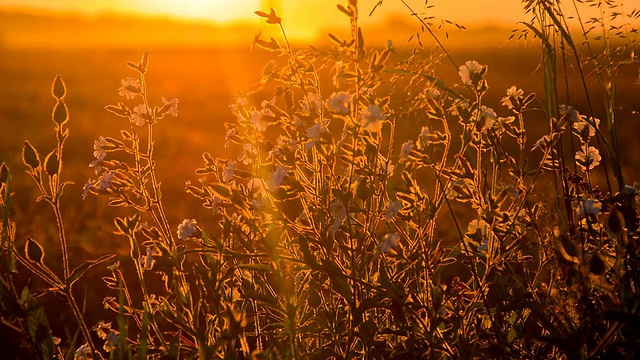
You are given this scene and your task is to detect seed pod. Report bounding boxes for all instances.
[608,207,625,234]
[52,101,69,126]
[22,141,40,170]
[44,150,59,178]
[0,163,8,184]
[51,74,66,100]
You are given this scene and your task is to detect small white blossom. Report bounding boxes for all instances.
[118,77,140,99]
[93,136,107,161]
[378,233,401,253]
[162,97,179,117]
[96,172,114,191]
[400,140,414,158]
[74,343,90,360]
[178,219,198,240]
[141,246,159,270]
[306,120,328,149]
[559,105,584,123]
[384,200,402,221]
[480,106,497,131]
[327,92,351,114]
[82,179,92,199]
[573,117,600,138]
[222,160,236,183]
[361,104,386,131]
[270,166,288,188]
[458,60,485,86]
[579,199,602,217]
[575,145,601,171]
[224,127,237,148]
[251,110,271,132]
[131,104,149,126]
[500,86,524,110]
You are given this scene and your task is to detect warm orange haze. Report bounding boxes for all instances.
[1,0,640,359]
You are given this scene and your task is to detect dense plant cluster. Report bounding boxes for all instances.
[2,0,640,359]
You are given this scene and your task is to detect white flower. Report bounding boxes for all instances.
[96,172,114,191]
[118,77,140,99]
[270,166,288,188]
[141,246,159,270]
[229,96,247,113]
[579,198,602,217]
[103,330,118,352]
[177,219,198,240]
[378,233,401,253]
[306,120,328,149]
[559,105,584,123]
[458,60,485,86]
[238,144,257,165]
[162,97,179,117]
[330,200,347,235]
[93,136,107,161]
[500,86,524,110]
[302,92,323,115]
[384,200,402,221]
[224,127,237,148]
[361,104,386,131]
[131,104,149,126]
[251,110,271,132]
[400,140,414,158]
[480,106,497,131]
[575,145,601,171]
[327,92,351,114]
[74,343,90,360]
[222,160,236,183]
[573,117,600,138]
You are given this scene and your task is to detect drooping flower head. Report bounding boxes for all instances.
[118,77,140,99]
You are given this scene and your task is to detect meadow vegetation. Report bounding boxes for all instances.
[1,0,640,358]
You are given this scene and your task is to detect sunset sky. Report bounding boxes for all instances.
[0,0,535,38]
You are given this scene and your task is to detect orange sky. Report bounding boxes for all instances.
[0,0,635,40]
[0,0,533,38]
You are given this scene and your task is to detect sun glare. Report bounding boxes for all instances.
[154,0,260,23]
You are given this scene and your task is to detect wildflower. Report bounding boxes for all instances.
[330,200,347,235]
[458,60,485,86]
[573,117,600,138]
[466,219,487,243]
[238,144,257,165]
[333,61,347,88]
[251,110,271,132]
[327,92,351,114]
[378,233,401,253]
[118,77,140,99]
[301,92,323,115]
[131,104,149,126]
[400,140,414,158]
[449,98,470,116]
[361,104,386,131]
[93,136,107,161]
[224,127,237,148]
[96,172,114,191]
[141,246,159,270]
[222,160,236,183]
[177,219,198,240]
[229,96,247,113]
[82,179,92,199]
[74,343,90,360]
[384,200,402,221]
[495,116,515,135]
[306,120,328,149]
[273,166,289,186]
[575,145,601,171]
[162,97,179,117]
[148,294,160,307]
[477,239,489,253]
[103,330,118,352]
[421,87,441,99]
[480,106,497,131]
[559,105,584,123]
[578,198,602,217]
[500,86,524,110]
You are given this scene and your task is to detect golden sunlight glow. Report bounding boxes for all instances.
[151,0,260,23]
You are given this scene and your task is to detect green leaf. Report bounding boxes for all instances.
[24,293,55,359]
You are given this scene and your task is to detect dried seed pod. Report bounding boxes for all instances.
[589,253,606,275]
[22,141,40,171]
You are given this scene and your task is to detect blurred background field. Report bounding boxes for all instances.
[2,6,640,256]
